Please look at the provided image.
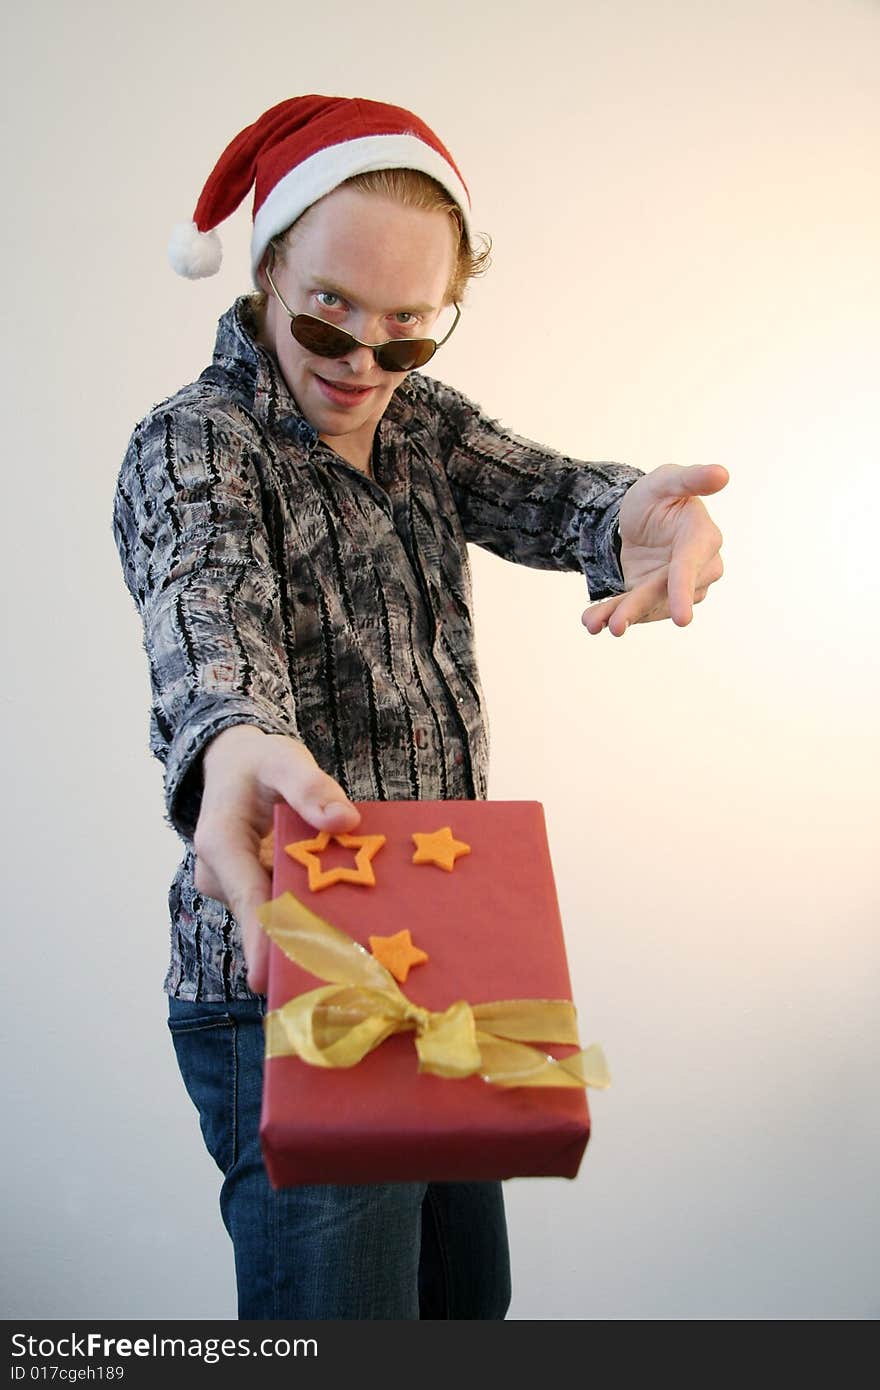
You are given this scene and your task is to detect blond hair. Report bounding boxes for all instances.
[254,167,490,307]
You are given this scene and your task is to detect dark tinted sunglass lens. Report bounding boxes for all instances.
[291,318,351,358]
[378,340,436,372]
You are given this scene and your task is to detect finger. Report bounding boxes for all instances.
[192,855,224,901]
[581,594,623,634]
[241,911,271,995]
[583,573,669,635]
[220,844,274,994]
[193,822,274,992]
[704,553,724,584]
[667,546,702,626]
[669,544,725,621]
[194,824,269,911]
[605,572,669,633]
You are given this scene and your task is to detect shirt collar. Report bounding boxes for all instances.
[210,296,318,449]
[211,295,421,450]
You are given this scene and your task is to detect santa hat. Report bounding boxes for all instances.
[168,95,471,285]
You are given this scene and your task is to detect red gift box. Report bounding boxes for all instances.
[260,800,596,1186]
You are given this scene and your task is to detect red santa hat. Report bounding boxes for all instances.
[168,95,471,285]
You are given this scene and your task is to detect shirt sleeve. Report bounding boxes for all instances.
[112,402,300,841]
[428,377,644,601]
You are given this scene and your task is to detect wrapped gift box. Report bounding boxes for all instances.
[260,800,597,1186]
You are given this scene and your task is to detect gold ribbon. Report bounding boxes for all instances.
[257,892,611,1090]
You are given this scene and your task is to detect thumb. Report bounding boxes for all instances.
[653,462,729,499]
[247,765,359,992]
[306,795,362,834]
[270,759,361,834]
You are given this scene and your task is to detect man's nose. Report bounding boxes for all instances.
[342,341,381,375]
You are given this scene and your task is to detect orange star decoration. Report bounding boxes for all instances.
[258,830,275,871]
[368,930,430,984]
[411,826,471,873]
[284,831,386,892]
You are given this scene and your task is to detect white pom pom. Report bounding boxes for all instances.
[167,220,223,278]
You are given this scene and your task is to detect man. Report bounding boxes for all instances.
[113,94,726,1319]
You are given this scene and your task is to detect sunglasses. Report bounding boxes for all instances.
[264,264,460,373]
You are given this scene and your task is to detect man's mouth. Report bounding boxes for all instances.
[315,374,375,406]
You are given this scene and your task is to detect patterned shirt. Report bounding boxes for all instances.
[112,295,642,1001]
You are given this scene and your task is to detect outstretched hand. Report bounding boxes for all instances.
[582,463,728,635]
[193,726,360,993]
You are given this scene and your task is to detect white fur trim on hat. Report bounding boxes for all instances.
[168,221,223,279]
[250,133,471,284]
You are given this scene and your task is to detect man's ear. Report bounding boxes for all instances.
[255,252,271,294]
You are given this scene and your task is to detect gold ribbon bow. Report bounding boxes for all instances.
[258,892,611,1089]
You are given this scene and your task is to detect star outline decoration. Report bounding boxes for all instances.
[284,830,387,892]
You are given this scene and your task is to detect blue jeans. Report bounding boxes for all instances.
[167,996,511,1319]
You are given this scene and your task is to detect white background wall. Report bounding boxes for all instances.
[3,0,877,1320]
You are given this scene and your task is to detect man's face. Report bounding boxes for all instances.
[258,184,457,471]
